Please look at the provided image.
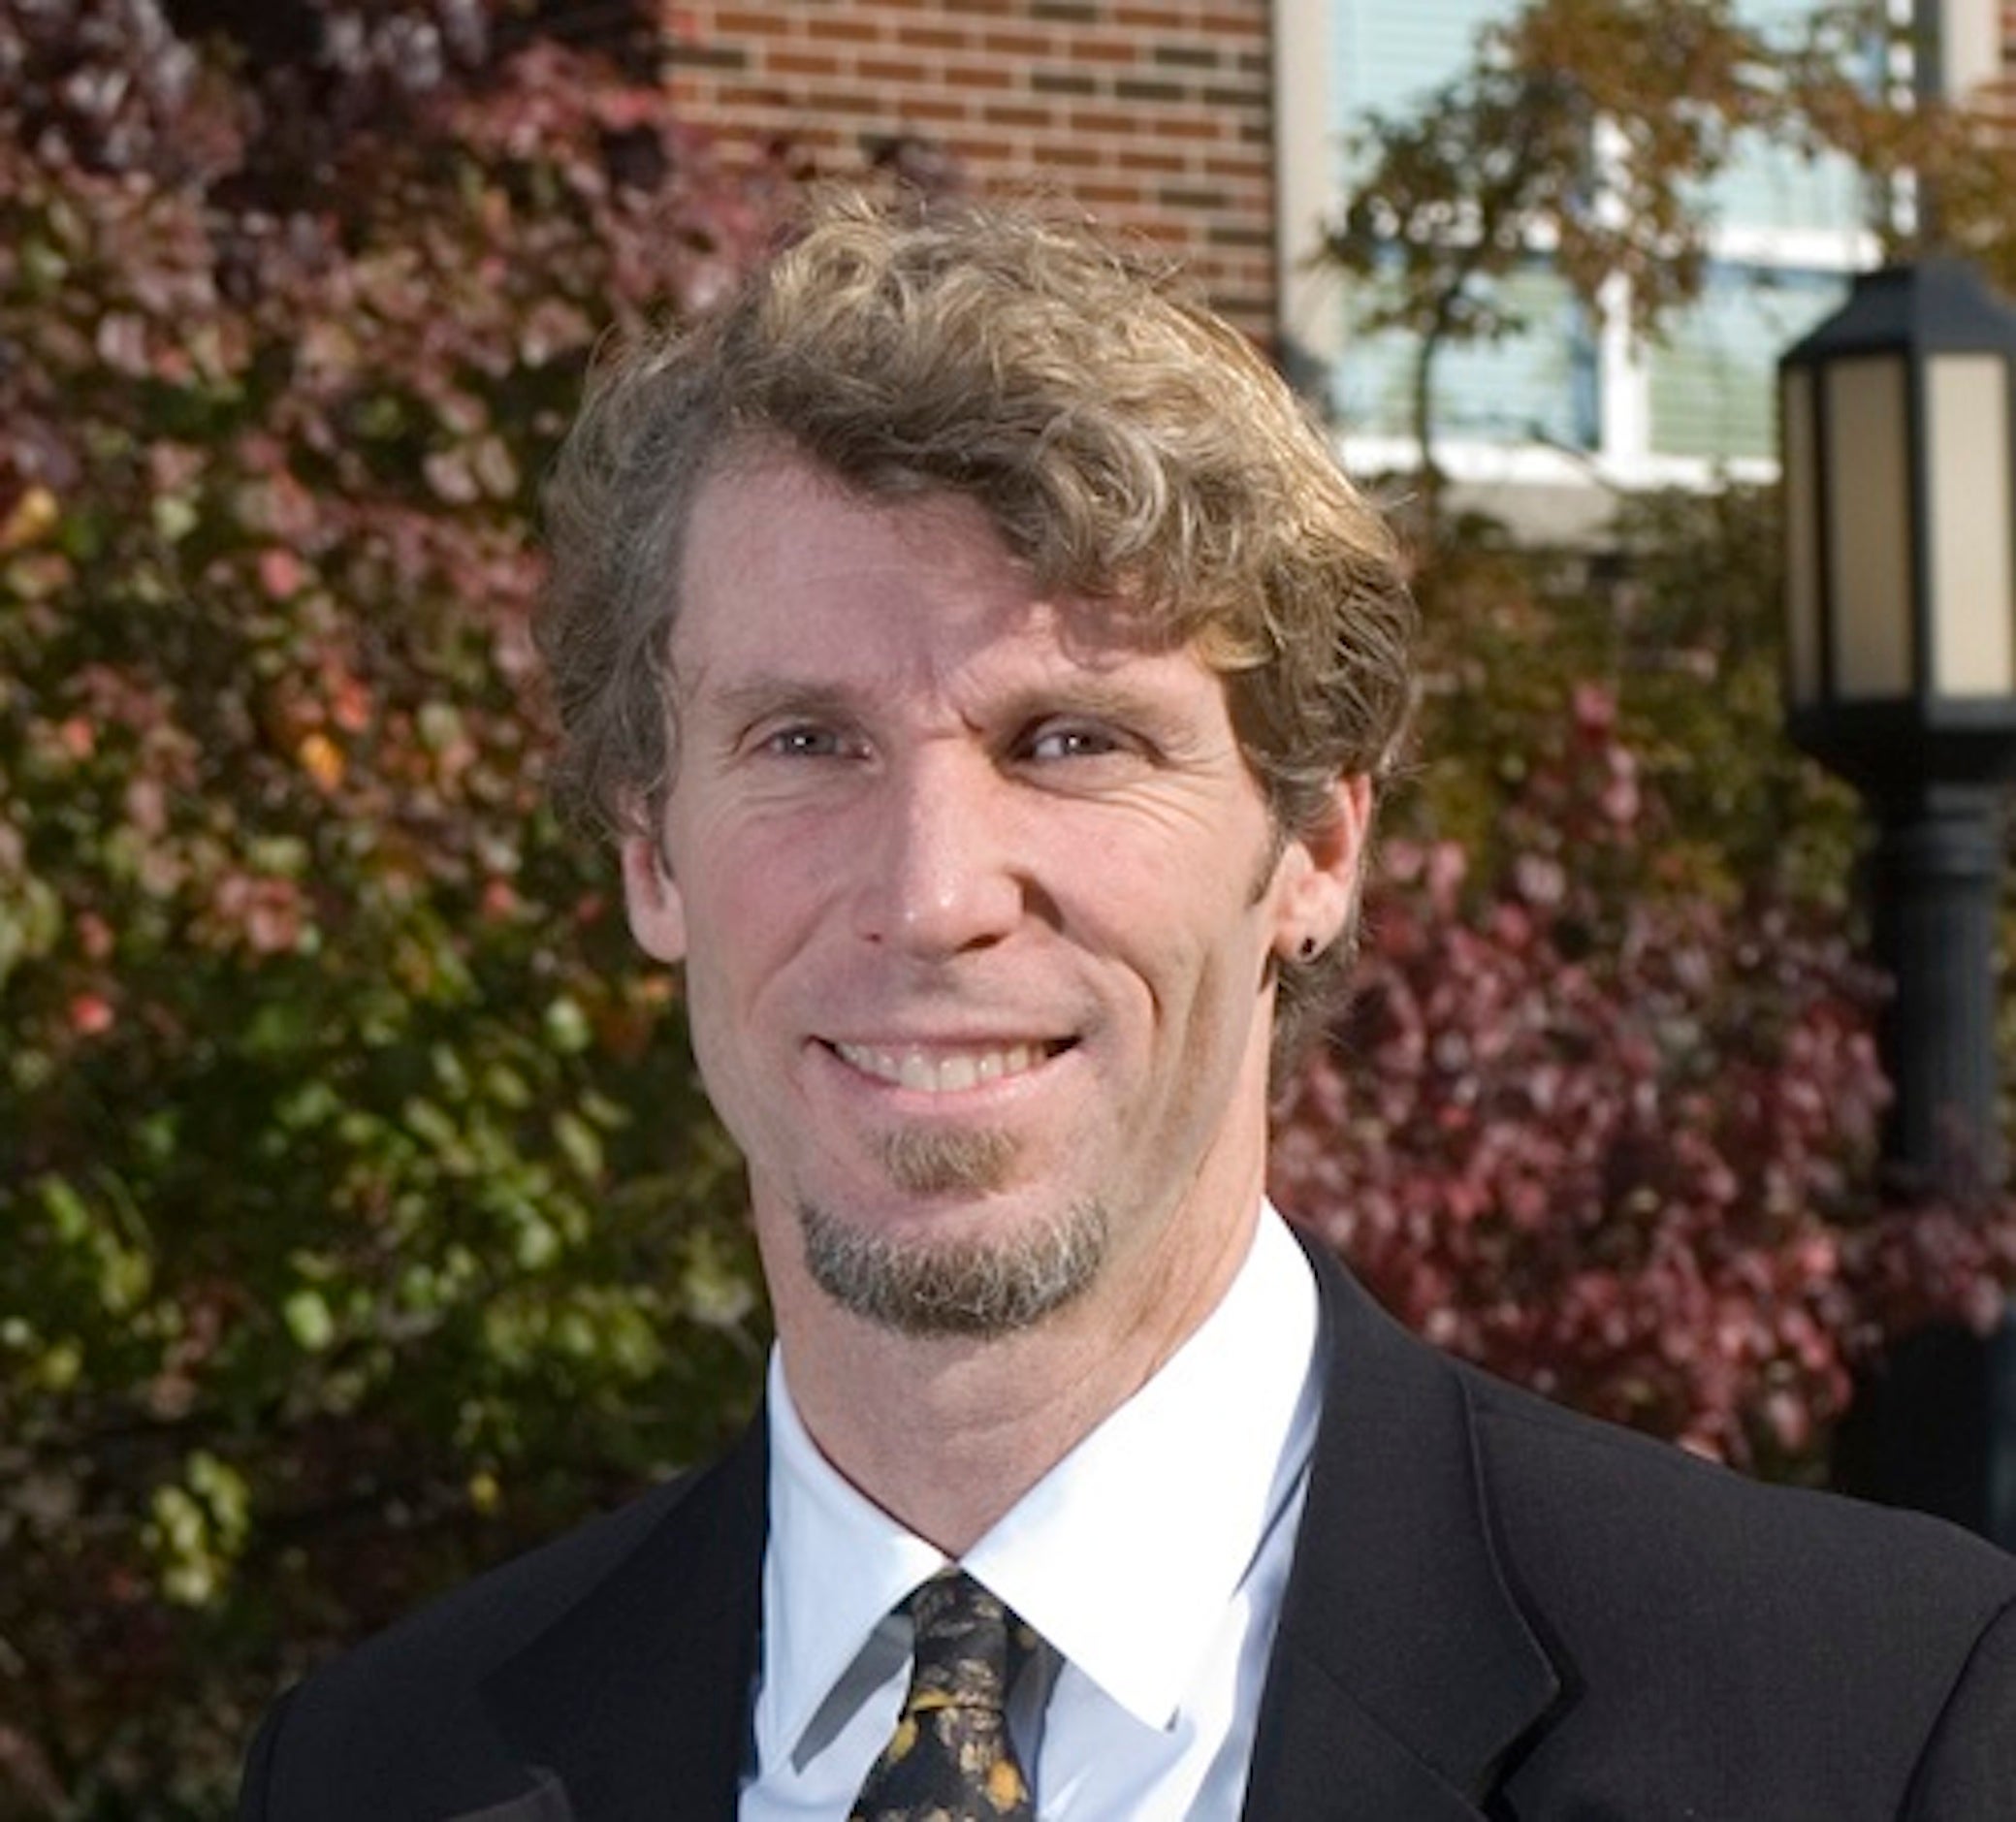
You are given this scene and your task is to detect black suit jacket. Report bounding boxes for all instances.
[240,1241,2016,1819]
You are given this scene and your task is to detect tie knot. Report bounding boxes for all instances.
[903,1570,1033,1717]
[851,1570,1040,1820]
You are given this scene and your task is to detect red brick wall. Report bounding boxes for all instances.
[662,2,1279,344]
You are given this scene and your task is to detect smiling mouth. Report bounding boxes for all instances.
[827,1039,1074,1094]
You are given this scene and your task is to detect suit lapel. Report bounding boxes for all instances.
[457,1240,1559,1821]
[1243,1240,1562,1820]
[477,1418,768,1822]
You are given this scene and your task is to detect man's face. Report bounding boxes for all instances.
[623,455,1366,1341]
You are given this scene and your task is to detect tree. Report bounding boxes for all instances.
[1320,0,2016,537]
[0,2,832,1808]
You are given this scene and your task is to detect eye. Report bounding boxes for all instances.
[1020,721,1129,763]
[757,722,861,760]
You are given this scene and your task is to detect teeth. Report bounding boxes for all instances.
[835,1040,1051,1093]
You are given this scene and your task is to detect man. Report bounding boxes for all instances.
[240,191,2016,1821]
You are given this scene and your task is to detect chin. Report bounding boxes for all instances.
[796,1194,1110,1339]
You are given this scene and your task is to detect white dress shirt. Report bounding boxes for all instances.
[740,1203,1326,1820]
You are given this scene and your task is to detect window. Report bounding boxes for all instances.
[1321,0,1877,488]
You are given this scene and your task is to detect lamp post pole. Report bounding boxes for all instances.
[1777,256,2016,1547]
[1843,782,2015,1544]
[1868,783,2003,1190]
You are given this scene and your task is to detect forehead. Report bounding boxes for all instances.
[671,455,1191,690]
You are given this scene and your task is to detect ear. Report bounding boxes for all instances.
[621,832,688,964]
[1268,774,1372,959]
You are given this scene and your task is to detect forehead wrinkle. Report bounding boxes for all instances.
[687,648,976,742]
[719,634,1213,736]
[683,592,1239,772]
[677,466,1210,737]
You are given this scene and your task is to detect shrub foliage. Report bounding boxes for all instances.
[1275,501,2016,1472]
[1,3,792,1808]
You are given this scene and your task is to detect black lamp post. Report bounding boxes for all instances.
[1778,257,2016,1544]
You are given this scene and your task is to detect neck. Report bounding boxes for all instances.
[768,1188,1262,1556]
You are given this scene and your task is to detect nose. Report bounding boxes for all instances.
[853,748,1024,958]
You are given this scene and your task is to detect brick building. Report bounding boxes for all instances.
[664,2,1281,344]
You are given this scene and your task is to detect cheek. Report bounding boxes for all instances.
[1099,866,1273,1032]
[674,843,837,1086]
[677,955,793,1184]
[672,953,739,1109]
[675,818,821,968]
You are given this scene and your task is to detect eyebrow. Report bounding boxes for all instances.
[688,666,1211,751]
[989,673,1209,740]
[688,675,866,732]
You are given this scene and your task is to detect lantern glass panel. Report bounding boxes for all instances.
[1926,352,2016,698]
[1781,366,1823,707]
[1825,355,1914,699]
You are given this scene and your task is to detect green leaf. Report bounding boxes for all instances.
[283,1289,336,1354]
[552,1109,604,1184]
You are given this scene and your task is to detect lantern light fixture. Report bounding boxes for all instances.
[1779,257,2016,801]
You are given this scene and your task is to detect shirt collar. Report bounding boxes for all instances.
[758,1202,1323,1757]
[965,1205,1321,1728]
[758,1352,947,1770]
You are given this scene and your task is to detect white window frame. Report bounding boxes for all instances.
[1269,0,2005,495]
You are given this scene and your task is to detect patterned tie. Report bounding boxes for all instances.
[849,1568,1038,1821]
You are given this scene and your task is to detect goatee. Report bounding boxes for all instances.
[798,1126,1109,1336]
